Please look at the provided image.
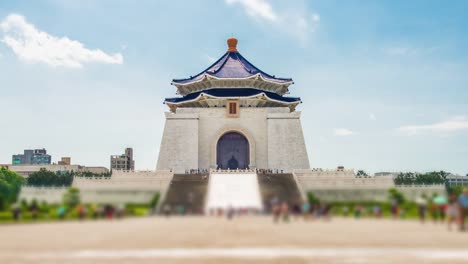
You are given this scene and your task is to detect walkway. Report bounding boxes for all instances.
[1,217,467,263]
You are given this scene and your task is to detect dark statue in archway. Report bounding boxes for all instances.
[216,132,249,169]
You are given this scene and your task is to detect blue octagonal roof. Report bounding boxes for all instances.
[172,39,293,85]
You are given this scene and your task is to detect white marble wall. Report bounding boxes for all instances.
[156,112,199,172]
[267,111,310,172]
[156,107,311,173]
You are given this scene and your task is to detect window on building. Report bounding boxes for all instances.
[229,102,236,114]
[226,100,239,117]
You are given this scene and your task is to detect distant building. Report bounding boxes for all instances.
[374,172,397,177]
[12,149,51,165]
[57,157,71,165]
[446,174,468,186]
[110,148,135,171]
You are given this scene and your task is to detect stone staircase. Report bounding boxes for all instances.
[159,174,209,215]
[257,173,303,212]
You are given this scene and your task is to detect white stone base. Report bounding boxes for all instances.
[156,107,310,174]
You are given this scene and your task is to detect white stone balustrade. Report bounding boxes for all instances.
[293,169,446,202]
[18,170,174,205]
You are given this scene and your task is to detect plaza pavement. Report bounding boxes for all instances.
[1,216,468,264]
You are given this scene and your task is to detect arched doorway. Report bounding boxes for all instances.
[216,132,249,169]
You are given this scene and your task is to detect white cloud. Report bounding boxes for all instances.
[334,128,354,136]
[226,0,277,21]
[225,0,319,42]
[398,116,468,135]
[0,14,123,68]
[369,113,376,121]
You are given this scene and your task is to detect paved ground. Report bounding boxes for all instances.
[1,216,468,264]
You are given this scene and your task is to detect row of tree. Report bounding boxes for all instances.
[27,168,74,187]
[393,171,449,185]
[26,169,111,187]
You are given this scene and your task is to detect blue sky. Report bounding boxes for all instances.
[0,0,467,174]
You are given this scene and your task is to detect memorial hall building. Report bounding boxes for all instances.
[157,38,310,174]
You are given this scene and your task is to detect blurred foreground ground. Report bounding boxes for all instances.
[1,216,468,264]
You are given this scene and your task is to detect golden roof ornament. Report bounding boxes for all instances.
[227,37,238,52]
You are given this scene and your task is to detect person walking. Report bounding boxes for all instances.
[270,196,279,214]
[281,202,290,222]
[390,200,399,220]
[12,205,21,221]
[227,205,235,220]
[354,205,362,219]
[272,203,281,223]
[416,196,427,223]
[429,202,438,223]
[302,201,311,220]
[57,206,66,220]
[447,194,459,231]
[163,204,172,217]
[458,188,468,231]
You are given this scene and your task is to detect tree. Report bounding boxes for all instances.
[0,167,25,210]
[388,188,405,205]
[27,168,73,187]
[149,193,160,208]
[356,170,368,177]
[394,171,448,185]
[63,187,81,208]
[447,185,467,196]
[307,192,320,205]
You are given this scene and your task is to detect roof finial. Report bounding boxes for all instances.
[227,37,238,52]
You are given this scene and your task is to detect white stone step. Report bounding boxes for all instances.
[205,172,262,213]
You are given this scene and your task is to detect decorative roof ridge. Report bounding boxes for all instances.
[172,72,293,87]
[164,88,301,105]
[208,52,230,74]
[234,52,292,81]
[172,52,229,83]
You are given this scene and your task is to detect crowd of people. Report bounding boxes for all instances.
[207,188,468,231]
[338,188,468,232]
[339,204,383,219]
[184,169,209,175]
[10,203,129,221]
[269,197,332,223]
[415,188,468,231]
[257,169,286,175]
[9,185,468,232]
[183,168,290,175]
